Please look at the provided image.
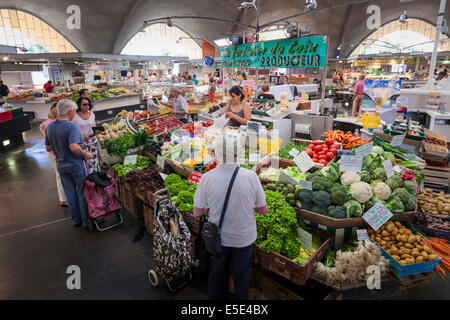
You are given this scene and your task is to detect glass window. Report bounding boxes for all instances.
[0,9,77,53]
[121,23,202,59]
[350,18,450,56]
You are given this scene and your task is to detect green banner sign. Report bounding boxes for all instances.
[221,35,327,69]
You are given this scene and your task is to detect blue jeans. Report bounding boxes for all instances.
[59,165,88,226]
[208,244,253,300]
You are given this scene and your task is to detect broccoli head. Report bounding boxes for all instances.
[344,200,363,217]
[365,196,381,212]
[362,154,373,171]
[385,175,403,190]
[392,188,416,211]
[371,167,387,181]
[385,196,405,214]
[312,191,332,207]
[298,189,313,204]
[327,206,346,219]
[403,180,416,195]
[311,205,328,215]
[311,176,334,192]
[330,184,349,206]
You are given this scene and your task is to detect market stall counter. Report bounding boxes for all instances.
[0,106,30,153]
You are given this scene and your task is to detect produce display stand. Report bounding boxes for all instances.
[143,203,155,236]
[255,225,333,286]
[390,271,434,290]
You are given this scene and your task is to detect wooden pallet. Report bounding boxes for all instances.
[391,271,434,290]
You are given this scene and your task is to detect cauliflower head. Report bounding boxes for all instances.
[373,181,391,200]
[340,172,361,186]
[350,182,373,203]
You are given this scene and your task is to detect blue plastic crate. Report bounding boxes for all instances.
[378,245,441,277]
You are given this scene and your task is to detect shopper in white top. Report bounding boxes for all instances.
[73,97,97,173]
[194,135,268,300]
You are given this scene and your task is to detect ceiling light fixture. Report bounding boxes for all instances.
[399,10,408,24]
[214,38,231,47]
[237,0,256,12]
[305,0,317,12]
[337,43,342,50]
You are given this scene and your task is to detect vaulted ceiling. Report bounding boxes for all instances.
[0,0,447,58]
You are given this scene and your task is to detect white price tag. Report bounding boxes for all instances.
[356,229,369,241]
[156,155,165,169]
[159,173,168,180]
[293,151,315,173]
[420,181,424,192]
[355,141,373,157]
[340,155,363,172]
[362,202,393,231]
[203,154,214,166]
[123,155,137,165]
[391,134,406,146]
[383,159,394,178]
[249,153,259,164]
[299,180,312,190]
[298,228,312,252]
[289,148,300,158]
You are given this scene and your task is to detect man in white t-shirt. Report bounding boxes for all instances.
[194,136,268,300]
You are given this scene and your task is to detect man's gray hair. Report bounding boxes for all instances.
[57,99,77,115]
[171,86,182,94]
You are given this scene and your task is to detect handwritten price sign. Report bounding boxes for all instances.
[340,155,363,172]
[357,229,369,241]
[391,134,406,146]
[298,228,312,252]
[355,141,373,157]
[294,151,315,173]
[362,202,393,231]
[383,159,394,178]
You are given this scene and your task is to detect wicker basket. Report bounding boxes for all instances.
[143,204,154,235]
[256,226,333,286]
[180,211,202,235]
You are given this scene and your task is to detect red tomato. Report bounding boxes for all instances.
[317,151,326,156]
[314,145,322,152]
[305,149,314,157]
[318,154,328,160]
[325,138,334,145]
[308,144,315,149]
[332,144,340,149]
[326,152,334,160]
[322,146,329,153]
[312,158,318,163]
[312,140,320,145]
[318,159,328,164]
[330,147,337,154]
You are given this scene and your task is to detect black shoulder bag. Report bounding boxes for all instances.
[201,166,240,257]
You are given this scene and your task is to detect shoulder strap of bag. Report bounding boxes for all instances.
[218,166,240,231]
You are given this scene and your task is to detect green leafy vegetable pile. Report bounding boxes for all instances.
[277,140,309,160]
[164,173,197,212]
[112,156,152,176]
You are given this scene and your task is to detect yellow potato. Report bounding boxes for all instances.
[401,254,413,260]
[416,245,423,251]
[407,236,416,244]
[381,241,387,247]
[385,224,394,233]
[397,242,403,247]
[411,250,420,257]
[423,245,433,254]
[381,230,389,237]
[405,258,415,265]
[428,254,438,261]
[395,234,401,241]
[390,246,399,255]
[383,237,391,241]
[375,237,382,243]
[415,256,424,263]
[392,255,401,261]
[400,248,411,255]
[399,260,407,265]
[395,221,402,228]
[370,234,376,240]
[405,243,414,249]
[421,252,429,260]
[368,229,375,235]
[391,229,399,236]
[375,229,381,234]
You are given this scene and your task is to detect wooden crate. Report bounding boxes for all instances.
[391,271,434,290]
[143,204,154,235]
[121,185,143,219]
[422,165,450,185]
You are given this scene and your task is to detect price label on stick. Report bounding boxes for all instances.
[362,202,393,231]
[249,153,259,164]
[298,228,312,252]
[355,141,373,157]
[279,172,298,185]
[299,180,312,190]
[203,154,214,166]
[383,159,394,178]
[289,148,300,158]
[293,151,315,173]
[391,134,406,146]
[357,229,369,241]
[340,155,363,172]
[123,155,137,165]
[156,155,165,169]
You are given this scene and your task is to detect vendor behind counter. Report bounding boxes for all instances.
[224,86,251,127]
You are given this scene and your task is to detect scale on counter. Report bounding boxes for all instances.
[294,123,312,139]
